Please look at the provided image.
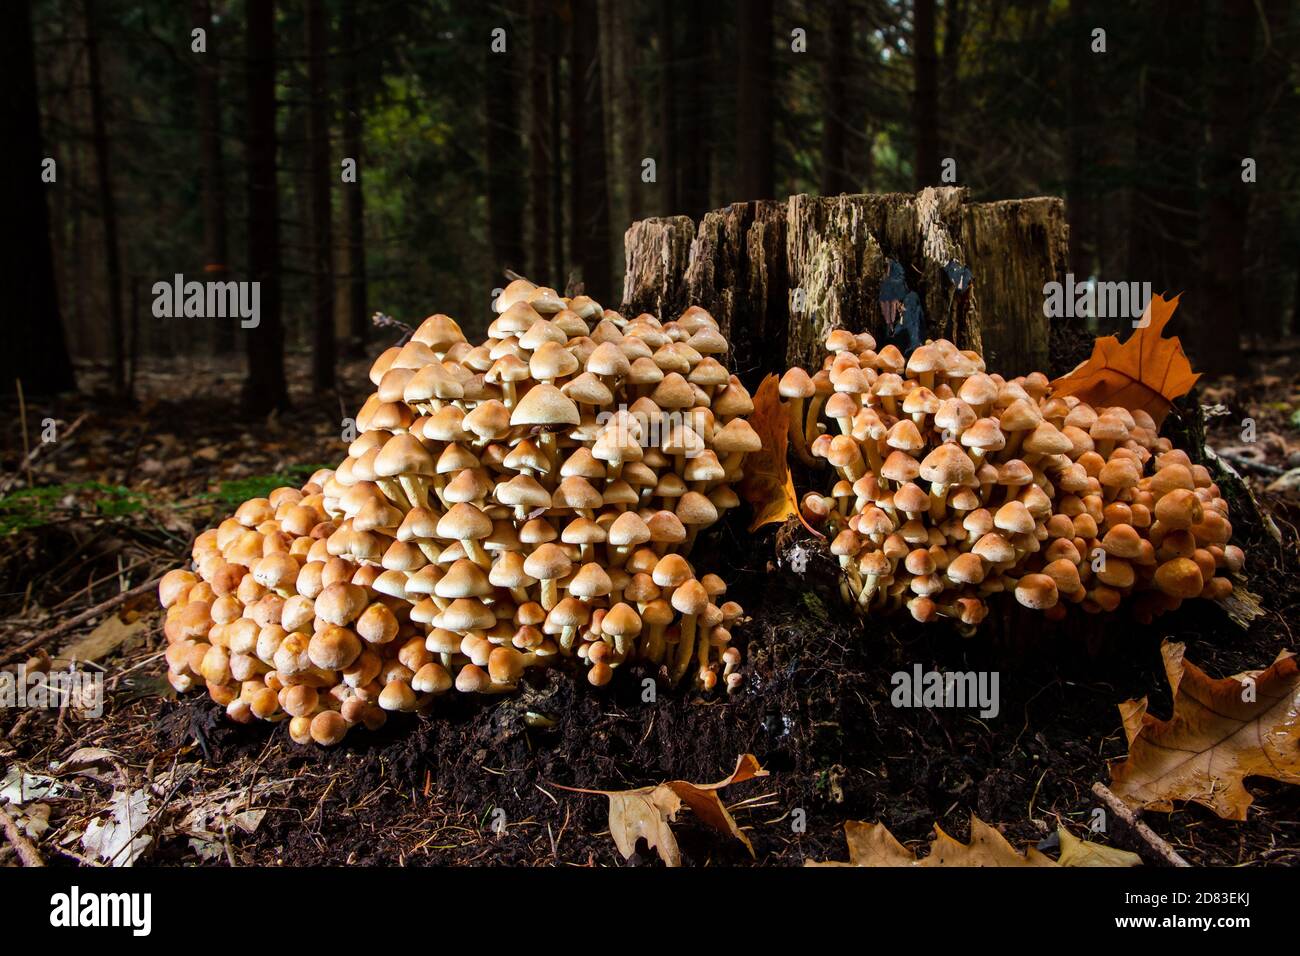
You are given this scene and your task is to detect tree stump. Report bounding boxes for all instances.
[620,188,1068,383]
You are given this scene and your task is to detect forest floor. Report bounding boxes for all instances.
[1,348,1299,868]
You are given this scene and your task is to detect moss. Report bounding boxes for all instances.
[202,464,333,509]
[800,591,830,623]
[0,482,147,535]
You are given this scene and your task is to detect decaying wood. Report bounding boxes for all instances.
[1090,781,1190,868]
[622,188,1067,381]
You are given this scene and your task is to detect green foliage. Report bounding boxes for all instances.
[202,464,333,509]
[800,590,829,624]
[0,482,148,535]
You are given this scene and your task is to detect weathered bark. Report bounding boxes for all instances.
[244,0,288,414]
[83,0,127,397]
[340,0,369,356]
[960,198,1068,374]
[306,0,335,391]
[1,0,77,394]
[622,189,1066,384]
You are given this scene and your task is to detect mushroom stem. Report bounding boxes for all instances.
[804,394,827,445]
[398,476,429,511]
[462,537,491,570]
[539,430,558,474]
[929,484,949,522]
[540,578,559,612]
[671,614,698,685]
[377,478,412,511]
[863,439,883,481]
[559,625,578,655]
[645,623,667,663]
[787,397,816,465]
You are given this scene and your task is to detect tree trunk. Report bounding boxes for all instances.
[528,0,552,286]
[912,0,940,188]
[678,0,712,221]
[307,0,335,391]
[487,1,527,285]
[568,0,611,302]
[820,0,851,196]
[1127,0,1203,340]
[621,189,1067,384]
[613,0,643,224]
[0,0,77,395]
[1066,0,1095,284]
[657,0,678,215]
[194,0,232,356]
[734,0,774,201]
[83,0,127,397]
[549,10,565,283]
[340,0,369,356]
[244,0,288,414]
[1198,0,1253,373]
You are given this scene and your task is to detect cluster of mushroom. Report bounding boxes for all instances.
[159,283,758,745]
[158,473,400,746]
[782,330,1242,630]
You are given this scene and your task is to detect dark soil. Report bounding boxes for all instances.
[106,501,1300,868]
[3,355,1299,867]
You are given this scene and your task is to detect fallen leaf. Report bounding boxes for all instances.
[1056,827,1142,867]
[0,768,63,805]
[57,613,149,664]
[806,814,1056,866]
[1108,640,1300,820]
[81,788,152,866]
[16,802,51,840]
[738,375,818,534]
[1049,294,1200,426]
[556,754,768,866]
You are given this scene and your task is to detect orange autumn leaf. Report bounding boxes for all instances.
[739,374,808,532]
[1049,294,1200,426]
[1108,641,1300,821]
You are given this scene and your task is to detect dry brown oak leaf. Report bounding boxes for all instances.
[1108,639,1300,820]
[806,815,1139,867]
[556,754,768,866]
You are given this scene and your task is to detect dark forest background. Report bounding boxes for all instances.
[5,0,1299,415]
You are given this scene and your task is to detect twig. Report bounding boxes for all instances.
[16,379,33,491]
[0,802,46,866]
[0,412,89,495]
[1217,452,1284,478]
[1,574,162,666]
[51,554,159,612]
[370,311,414,344]
[1090,782,1190,867]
